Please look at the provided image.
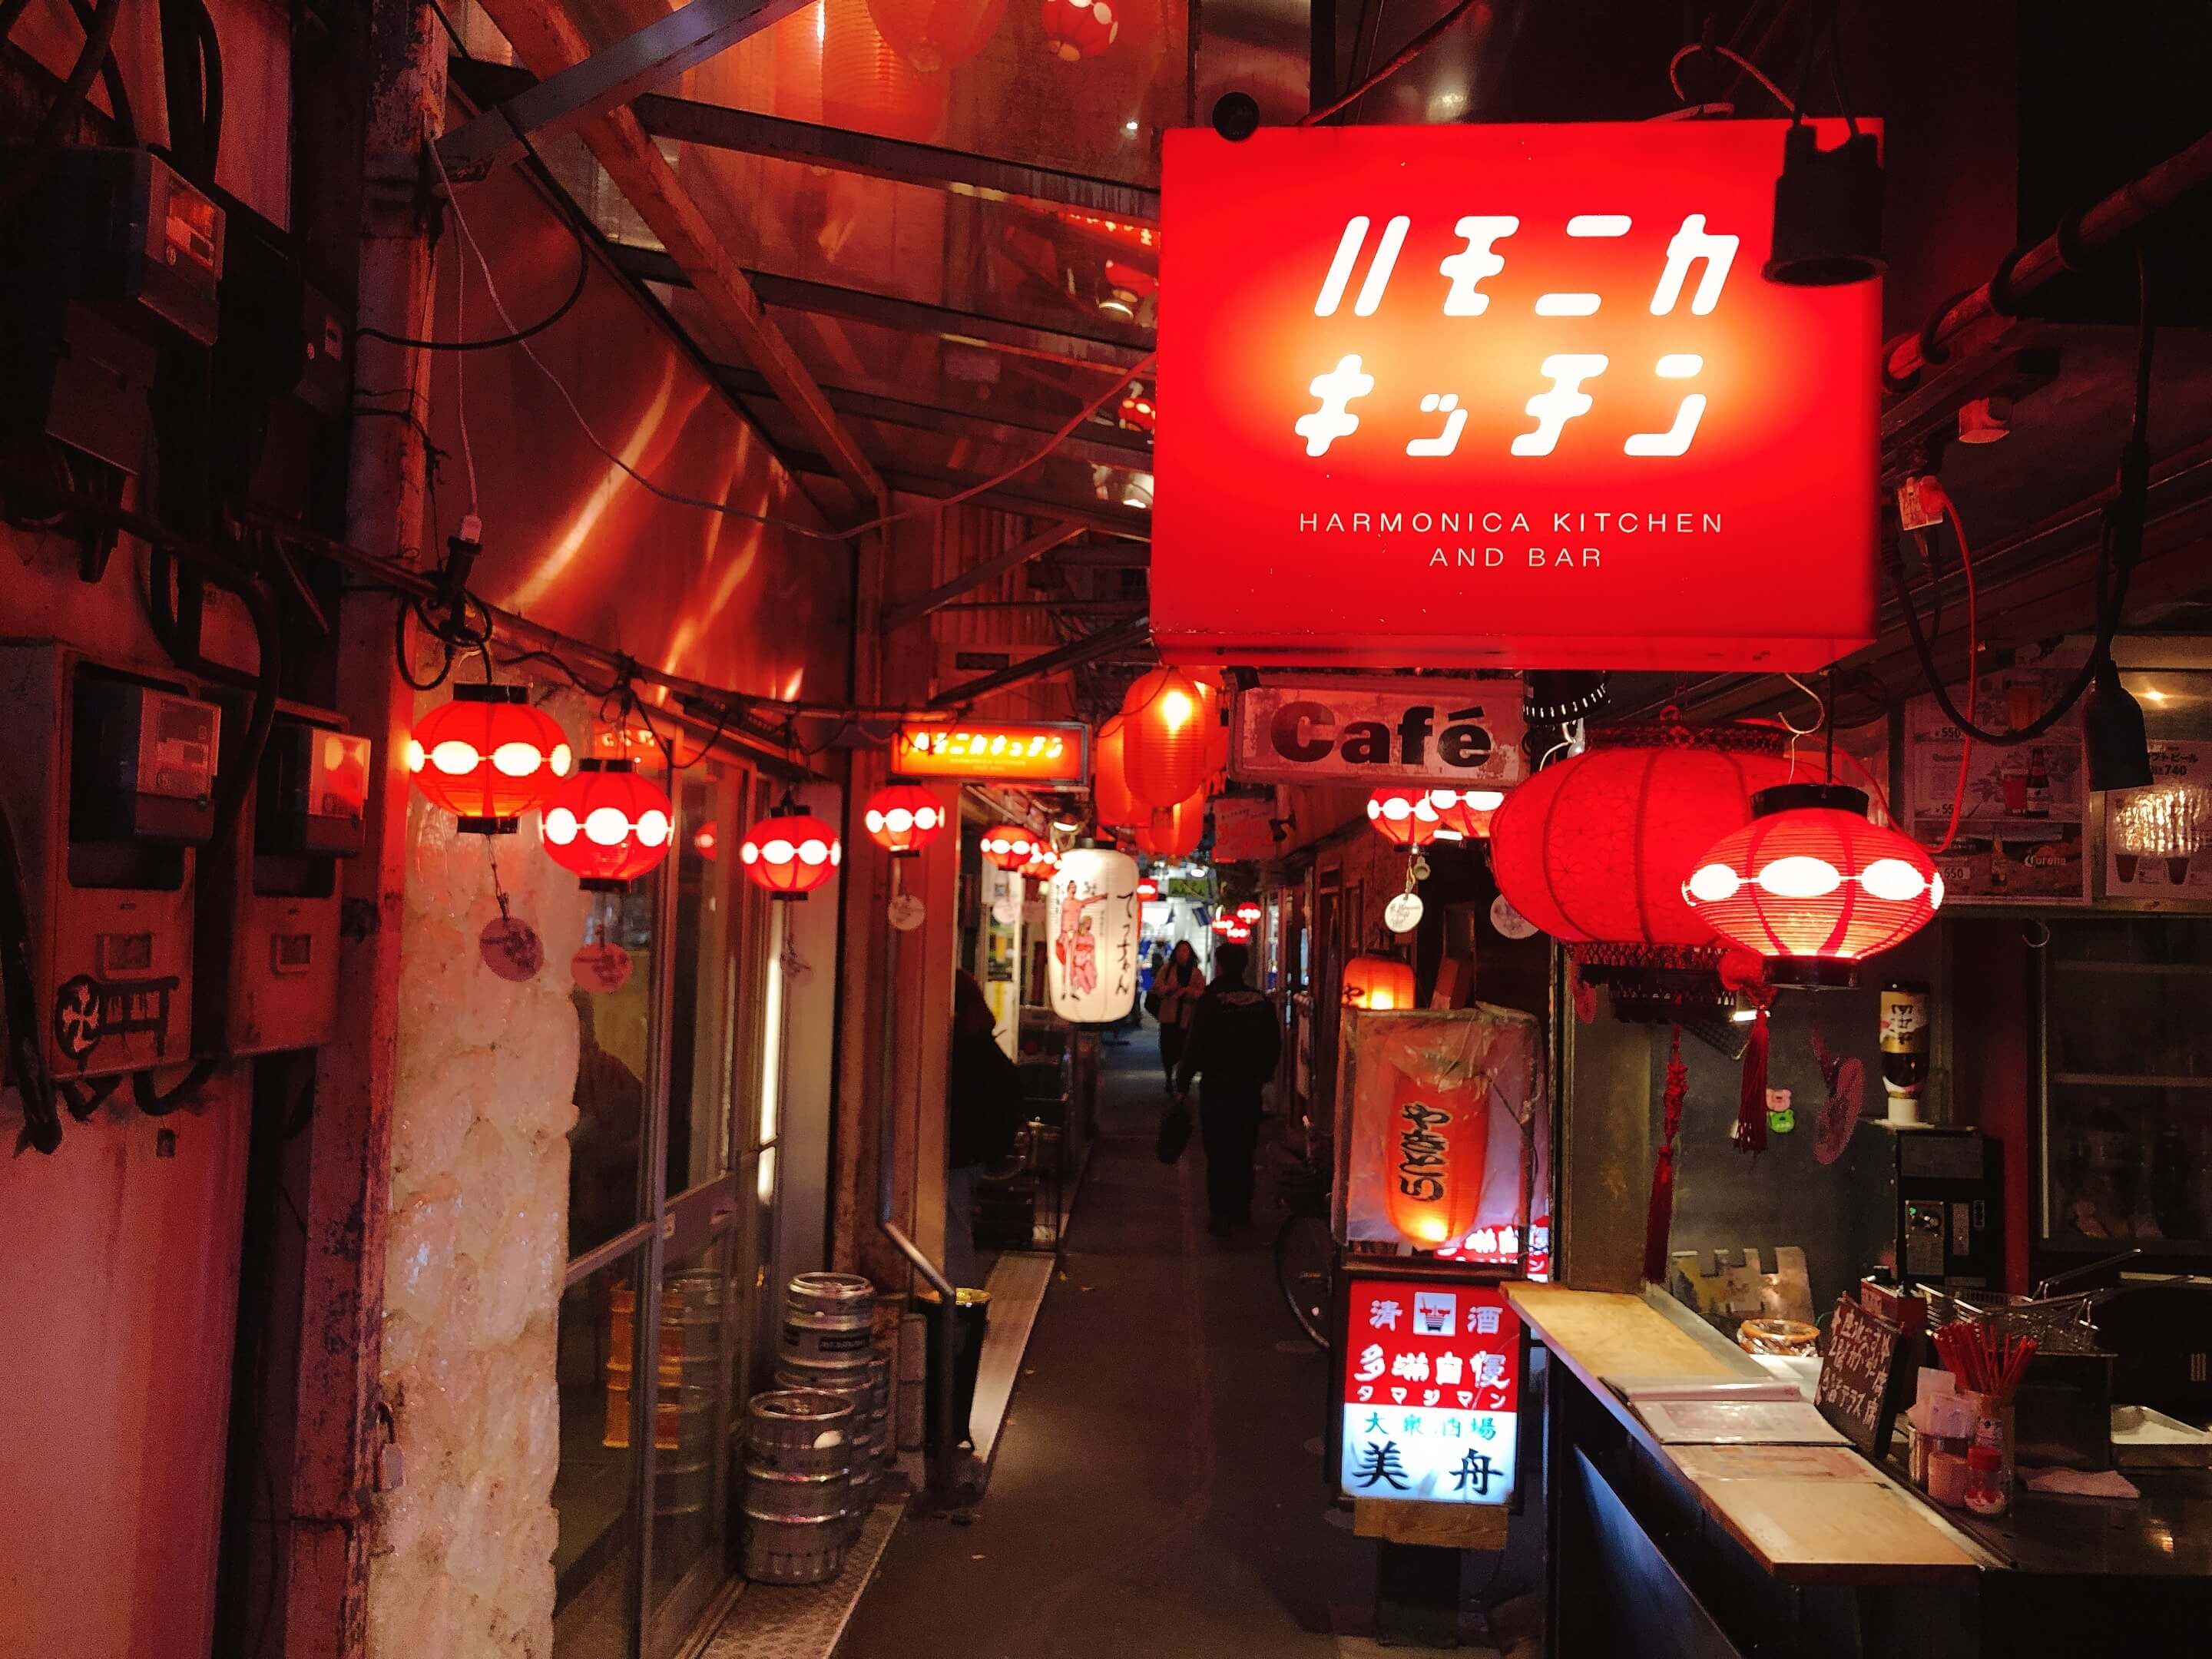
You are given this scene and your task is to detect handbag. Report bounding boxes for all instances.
[1143,985,1164,1019]
[1154,1099,1193,1164]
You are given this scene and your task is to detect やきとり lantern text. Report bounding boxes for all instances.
[1296,505,1729,572]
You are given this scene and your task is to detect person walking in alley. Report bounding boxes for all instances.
[947,972,1025,1288]
[1152,938,1204,1092]
[1171,942,1283,1235]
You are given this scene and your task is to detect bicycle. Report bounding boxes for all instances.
[1270,1118,1336,1349]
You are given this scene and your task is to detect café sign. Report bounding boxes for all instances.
[1153,121,1879,671]
[1232,678,1526,789]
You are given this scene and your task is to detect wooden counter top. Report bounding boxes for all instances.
[1508,1283,1985,1587]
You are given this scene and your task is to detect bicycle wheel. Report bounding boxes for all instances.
[1274,1210,1336,1349]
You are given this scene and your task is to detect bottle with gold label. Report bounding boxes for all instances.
[1880,982,1929,1122]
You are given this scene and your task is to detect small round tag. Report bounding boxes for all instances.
[1488,894,1538,940]
[1384,892,1425,934]
[888,893,926,932]
[570,942,632,994]
[480,914,545,982]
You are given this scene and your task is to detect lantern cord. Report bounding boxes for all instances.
[1641,1025,1688,1284]
[1302,0,1482,125]
[1777,674,1824,781]
[1667,43,1796,117]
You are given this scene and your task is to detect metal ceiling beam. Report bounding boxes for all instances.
[470,0,887,517]
[882,521,1088,632]
[448,58,1161,221]
[714,365,1152,471]
[1047,545,1151,568]
[612,245,1152,370]
[929,620,1151,708]
[436,0,812,181]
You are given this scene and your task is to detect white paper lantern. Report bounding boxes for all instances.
[1046,847,1141,1023]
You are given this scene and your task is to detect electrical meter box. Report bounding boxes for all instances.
[195,701,369,1055]
[0,643,217,1080]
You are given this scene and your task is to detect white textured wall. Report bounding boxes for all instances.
[367,688,588,1658]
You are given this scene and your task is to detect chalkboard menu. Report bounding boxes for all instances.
[1814,1293,1909,1459]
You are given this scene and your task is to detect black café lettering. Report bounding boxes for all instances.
[1269,700,1493,770]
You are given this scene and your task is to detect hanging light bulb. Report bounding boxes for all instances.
[541,760,674,890]
[406,683,572,833]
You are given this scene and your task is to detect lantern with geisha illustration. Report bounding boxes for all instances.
[1047,846,1140,1022]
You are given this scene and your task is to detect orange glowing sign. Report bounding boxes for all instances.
[892,722,1091,786]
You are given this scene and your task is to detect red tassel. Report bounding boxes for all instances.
[1643,1025,1687,1283]
[1735,1002,1769,1154]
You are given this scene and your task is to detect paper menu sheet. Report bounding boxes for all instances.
[1632,1396,1852,1446]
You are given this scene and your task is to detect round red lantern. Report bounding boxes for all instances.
[1021,846,1061,882]
[1366,786,1443,849]
[1121,667,1210,809]
[1135,876,1159,900]
[866,0,1005,71]
[1092,714,1142,830]
[1342,953,1416,1011]
[980,823,1043,871]
[822,4,951,144]
[1684,784,1942,985]
[1040,0,1118,60]
[541,760,674,890]
[694,821,719,859]
[863,784,946,857]
[1135,792,1204,858]
[740,801,842,899]
[1233,900,1262,925]
[408,683,573,833]
[1488,724,1800,967]
[1429,786,1505,838]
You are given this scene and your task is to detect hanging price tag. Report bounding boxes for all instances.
[1385,892,1426,933]
[888,894,927,932]
[480,915,545,982]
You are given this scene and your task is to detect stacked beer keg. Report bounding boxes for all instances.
[740,1388,853,1584]
[775,1273,896,1543]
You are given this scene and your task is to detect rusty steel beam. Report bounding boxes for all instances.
[880,521,1088,631]
[471,0,887,518]
[929,618,1151,708]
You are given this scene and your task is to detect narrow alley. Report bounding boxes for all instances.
[846,1032,1367,1659]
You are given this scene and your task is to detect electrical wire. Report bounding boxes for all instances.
[0,0,125,212]
[1777,672,1824,780]
[1667,42,1796,114]
[1301,0,1481,125]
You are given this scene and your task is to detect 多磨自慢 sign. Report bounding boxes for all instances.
[1154,121,1879,671]
[1339,1275,1521,1507]
[1231,678,1525,790]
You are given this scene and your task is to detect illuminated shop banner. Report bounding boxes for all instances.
[1339,1276,1521,1507]
[892,721,1090,786]
[1154,121,1879,671]
[1231,677,1525,789]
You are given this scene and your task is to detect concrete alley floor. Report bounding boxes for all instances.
[839,1028,1370,1659]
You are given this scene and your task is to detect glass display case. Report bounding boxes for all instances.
[2040,916,2212,1253]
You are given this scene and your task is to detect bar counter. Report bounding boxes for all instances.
[1507,1283,2212,1657]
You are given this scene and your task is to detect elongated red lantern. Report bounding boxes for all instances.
[1342,954,1415,1011]
[1121,667,1208,809]
[1366,786,1442,849]
[866,0,1005,71]
[1135,792,1204,857]
[408,684,572,833]
[541,760,674,889]
[980,823,1043,870]
[1092,714,1142,829]
[1428,786,1505,838]
[863,784,946,857]
[1684,784,1942,985]
[1380,1045,1489,1248]
[740,801,842,899]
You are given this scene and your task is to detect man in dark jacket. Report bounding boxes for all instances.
[1172,943,1283,1233]
[948,972,1025,1286]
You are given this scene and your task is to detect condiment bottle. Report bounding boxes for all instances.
[1925,1397,1972,1508]
[1965,1444,2008,1516]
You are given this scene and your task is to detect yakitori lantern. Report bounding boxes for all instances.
[1048,846,1141,1021]
[1342,953,1416,1011]
[980,823,1042,871]
[1121,667,1209,809]
[1135,792,1204,858]
[1366,786,1443,849]
[541,760,674,889]
[1091,714,1142,830]
[1356,1022,1492,1248]
[1684,784,1943,985]
[863,784,945,857]
[1488,724,1798,967]
[866,0,1005,71]
[740,801,842,899]
[1040,0,1118,60]
[408,684,573,833]
[1429,787,1506,838]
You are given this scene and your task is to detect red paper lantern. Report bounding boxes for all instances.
[1092,714,1142,830]
[863,784,946,857]
[1121,667,1209,809]
[1020,846,1061,882]
[694,821,719,859]
[408,684,573,833]
[1684,784,1943,985]
[1135,792,1204,857]
[1366,786,1442,849]
[1118,389,1156,433]
[1135,876,1159,900]
[1488,724,1799,966]
[1040,0,1118,60]
[866,0,1005,71]
[980,823,1043,870]
[1342,954,1416,1011]
[1428,786,1505,839]
[1234,900,1263,925]
[541,760,674,890]
[740,802,842,899]
[1379,1051,1491,1248]
[822,4,951,144]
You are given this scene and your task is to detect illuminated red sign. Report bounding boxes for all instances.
[1338,1275,1522,1506]
[891,721,1090,785]
[1154,121,1879,672]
